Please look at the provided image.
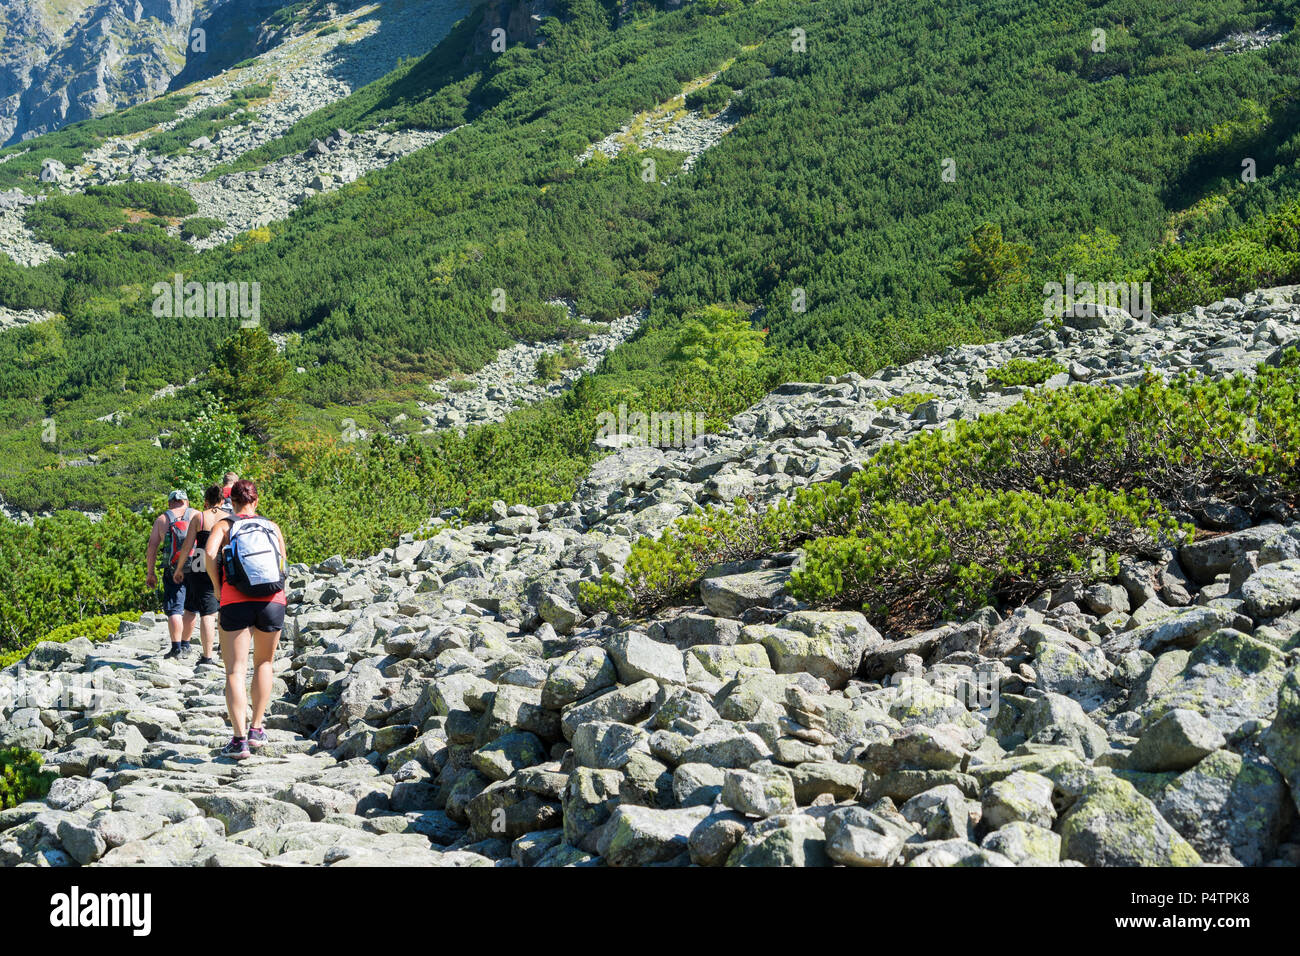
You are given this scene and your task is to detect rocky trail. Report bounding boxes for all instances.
[5,287,1300,866]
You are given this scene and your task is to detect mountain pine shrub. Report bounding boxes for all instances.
[586,360,1300,625]
[790,486,1177,623]
[986,357,1066,388]
[878,392,937,415]
[0,612,136,669]
[0,748,54,810]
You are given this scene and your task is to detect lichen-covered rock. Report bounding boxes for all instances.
[1126,708,1225,773]
[597,804,709,865]
[1241,559,1300,620]
[1030,636,1115,709]
[470,730,547,781]
[607,631,688,686]
[699,567,791,618]
[563,767,622,852]
[1058,775,1202,867]
[1261,665,1300,815]
[900,785,980,841]
[688,810,749,866]
[541,647,618,709]
[824,807,909,866]
[726,813,830,867]
[190,794,310,836]
[1138,630,1288,735]
[981,821,1061,864]
[1178,524,1282,584]
[755,610,882,689]
[905,838,1015,867]
[981,771,1056,829]
[1120,750,1288,867]
[721,768,796,818]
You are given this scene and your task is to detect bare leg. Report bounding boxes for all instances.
[221,626,252,738]
[249,628,281,731]
[199,613,217,658]
[167,614,184,645]
[181,610,197,643]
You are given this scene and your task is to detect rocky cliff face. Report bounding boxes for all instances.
[4,287,1300,867]
[471,0,554,54]
[0,0,342,146]
[1,0,203,146]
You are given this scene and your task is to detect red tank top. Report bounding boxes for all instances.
[218,513,288,607]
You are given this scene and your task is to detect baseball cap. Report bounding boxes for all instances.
[168,489,188,503]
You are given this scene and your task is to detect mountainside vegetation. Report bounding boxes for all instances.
[4,0,1300,651]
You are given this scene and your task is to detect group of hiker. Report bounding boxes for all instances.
[145,472,290,760]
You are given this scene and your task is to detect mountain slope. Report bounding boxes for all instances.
[3,285,1298,867]
[3,0,1300,649]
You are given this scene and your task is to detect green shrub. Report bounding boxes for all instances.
[231,83,273,105]
[685,82,733,115]
[850,362,1300,524]
[986,357,1067,388]
[140,104,255,156]
[534,342,583,382]
[587,361,1300,625]
[0,748,55,810]
[879,391,937,414]
[791,485,1177,622]
[25,195,126,248]
[0,612,137,669]
[1141,201,1300,314]
[180,216,226,240]
[582,499,789,614]
[85,182,198,218]
[720,59,768,88]
[0,510,153,654]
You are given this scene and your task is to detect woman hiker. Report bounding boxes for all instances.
[170,484,226,666]
[203,479,288,760]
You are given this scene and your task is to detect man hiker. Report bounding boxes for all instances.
[219,472,239,514]
[170,484,226,666]
[145,489,197,658]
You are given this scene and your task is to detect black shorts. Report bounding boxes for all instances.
[218,601,286,633]
[183,573,219,616]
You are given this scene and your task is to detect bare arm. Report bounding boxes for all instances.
[205,519,226,595]
[144,516,164,586]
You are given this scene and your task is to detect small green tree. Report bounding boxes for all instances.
[205,326,302,442]
[173,401,254,493]
[535,352,562,382]
[949,223,1033,299]
[670,305,767,372]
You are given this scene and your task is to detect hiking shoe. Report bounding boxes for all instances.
[179,643,192,657]
[163,644,181,659]
[220,737,250,760]
[247,727,268,750]
[196,656,215,667]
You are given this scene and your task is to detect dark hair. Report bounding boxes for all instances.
[230,479,258,507]
[204,484,223,508]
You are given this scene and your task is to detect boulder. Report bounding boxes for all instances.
[1058,775,1201,866]
[1127,708,1225,773]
